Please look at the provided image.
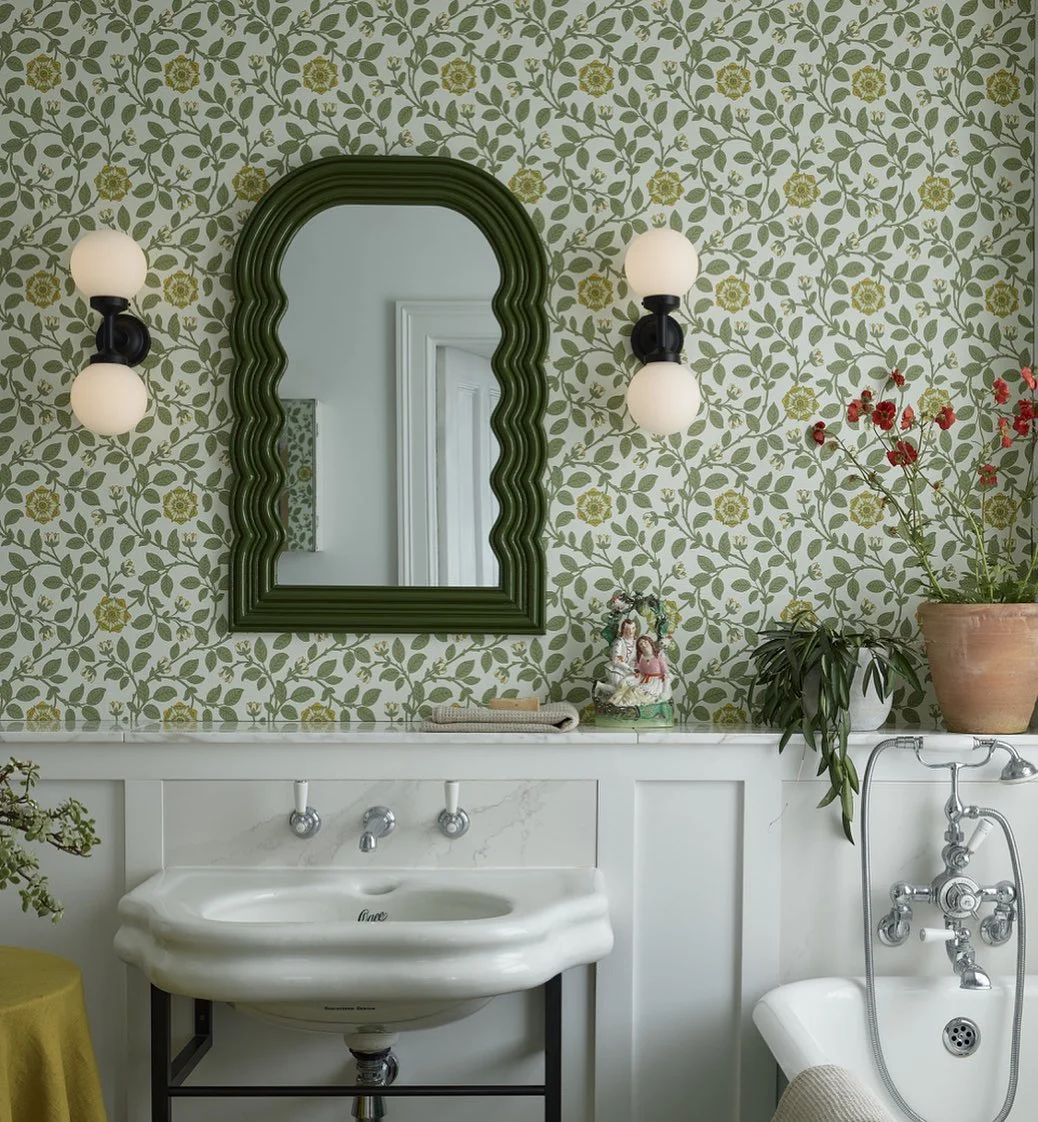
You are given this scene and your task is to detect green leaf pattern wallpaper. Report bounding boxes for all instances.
[0,0,1032,725]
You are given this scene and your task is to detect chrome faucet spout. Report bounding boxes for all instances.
[359,806,395,853]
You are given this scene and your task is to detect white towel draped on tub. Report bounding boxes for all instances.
[773,1065,895,1122]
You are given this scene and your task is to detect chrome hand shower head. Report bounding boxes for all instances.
[999,748,1038,784]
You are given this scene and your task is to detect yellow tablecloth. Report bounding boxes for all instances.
[0,947,107,1122]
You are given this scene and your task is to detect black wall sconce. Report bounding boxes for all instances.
[623,229,702,436]
[68,229,151,435]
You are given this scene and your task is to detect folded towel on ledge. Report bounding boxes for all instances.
[773,1065,894,1122]
[420,702,580,734]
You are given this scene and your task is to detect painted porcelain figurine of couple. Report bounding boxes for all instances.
[593,591,675,728]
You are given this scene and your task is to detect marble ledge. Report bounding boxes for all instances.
[0,721,1033,749]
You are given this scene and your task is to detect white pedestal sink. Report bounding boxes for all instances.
[115,867,612,1037]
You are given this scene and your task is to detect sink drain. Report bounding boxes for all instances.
[943,1017,980,1057]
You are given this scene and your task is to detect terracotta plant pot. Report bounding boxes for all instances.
[918,603,1038,733]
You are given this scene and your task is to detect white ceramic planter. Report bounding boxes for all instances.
[803,648,892,731]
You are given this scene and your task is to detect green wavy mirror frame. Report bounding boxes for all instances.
[228,155,548,633]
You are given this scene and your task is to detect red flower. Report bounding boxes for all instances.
[1013,415,1030,437]
[846,399,864,423]
[934,405,956,430]
[811,421,827,446]
[979,463,997,487]
[890,367,905,387]
[900,406,915,430]
[1019,399,1035,421]
[872,400,897,431]
[861,389,874,403]
[886,440,918,467]
[994,377,1010,404]
[1022,366,1036,390]
[999,418,1013,447]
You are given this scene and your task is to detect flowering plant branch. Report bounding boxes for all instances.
[811,364,1038,604]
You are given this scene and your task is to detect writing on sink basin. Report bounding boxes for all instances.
[357,908,388,922]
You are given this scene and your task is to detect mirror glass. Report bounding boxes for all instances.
[275,203,502,587]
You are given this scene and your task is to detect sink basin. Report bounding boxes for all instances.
[115,867,612,1035]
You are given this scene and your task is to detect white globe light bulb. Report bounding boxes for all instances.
[626,361,701,435]
[69,229,148,299]
[624,229,700,298]
[70,363,148,435]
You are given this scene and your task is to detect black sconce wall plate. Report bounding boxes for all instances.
[89,294,151,366]
[630,293,684,365]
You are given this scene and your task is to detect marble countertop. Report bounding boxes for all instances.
[0,720,1031,748]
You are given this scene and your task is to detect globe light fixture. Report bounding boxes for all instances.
[622,229,702,436]
[68,229,151,435]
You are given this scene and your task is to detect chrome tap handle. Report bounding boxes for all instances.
[437,780,470,839]
[288,779,321,839]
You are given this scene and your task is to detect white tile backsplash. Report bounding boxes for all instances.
[162,779,597,868]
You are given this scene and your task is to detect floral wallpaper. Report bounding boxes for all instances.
[0,0,1032,725]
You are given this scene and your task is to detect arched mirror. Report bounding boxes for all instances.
[228,156,548,633]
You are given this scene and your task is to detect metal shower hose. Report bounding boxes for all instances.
[859,737,1027,1122]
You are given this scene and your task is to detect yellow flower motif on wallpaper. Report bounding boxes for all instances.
[163,702,198,723]
[95,164,131,201]
[850,278,885,315]
[780,599,816,623]
[300,702,337,723]
[918,175,953,211]
[578,60,614,97]
[303,57,339,94]
[851,65,886,103]
[712,703,747,726]
[577,273,613,311]
[984,493,1016,530]
[508,167,545,203]
[783,172,820,207]
[986,69,1019,107]
[163,271,198,308]
[715,63,751,100]
[163,487,198,523]
[25,485,60,524]
[441,57,476,95]
[850,492,885,529]
[164,54,199,93]
[26,54,62,92]
[647,169,683,206]
[94,596,131,632]
[25,270,61,308]
[297,465,313,482]
[26,701,62,723]
[781,385,817,421]
[233,165,269,202]
[917,385,952,421]
[714,490,749,526]
[576,488,611,526]
[985,281,1019,318]
[715,275,750,313]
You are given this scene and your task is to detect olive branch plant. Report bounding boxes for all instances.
[0,758,99,921]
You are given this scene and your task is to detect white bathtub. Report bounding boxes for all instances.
[754,976,1037,1120]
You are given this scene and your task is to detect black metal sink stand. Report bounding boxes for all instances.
[150,974,562,1121]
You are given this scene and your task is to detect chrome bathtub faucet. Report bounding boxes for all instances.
[359,806,395,853]
[876,737,1036,991]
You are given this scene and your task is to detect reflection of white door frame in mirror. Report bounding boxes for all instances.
[395,301,499,587]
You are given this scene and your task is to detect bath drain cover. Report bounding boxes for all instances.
[943,1017,980,1057]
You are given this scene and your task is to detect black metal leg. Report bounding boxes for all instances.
[150,974,565,1113]
[150,986,171,1122]
[545,973,562,1122]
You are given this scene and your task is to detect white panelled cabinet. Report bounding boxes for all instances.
[0,725,813,1122]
